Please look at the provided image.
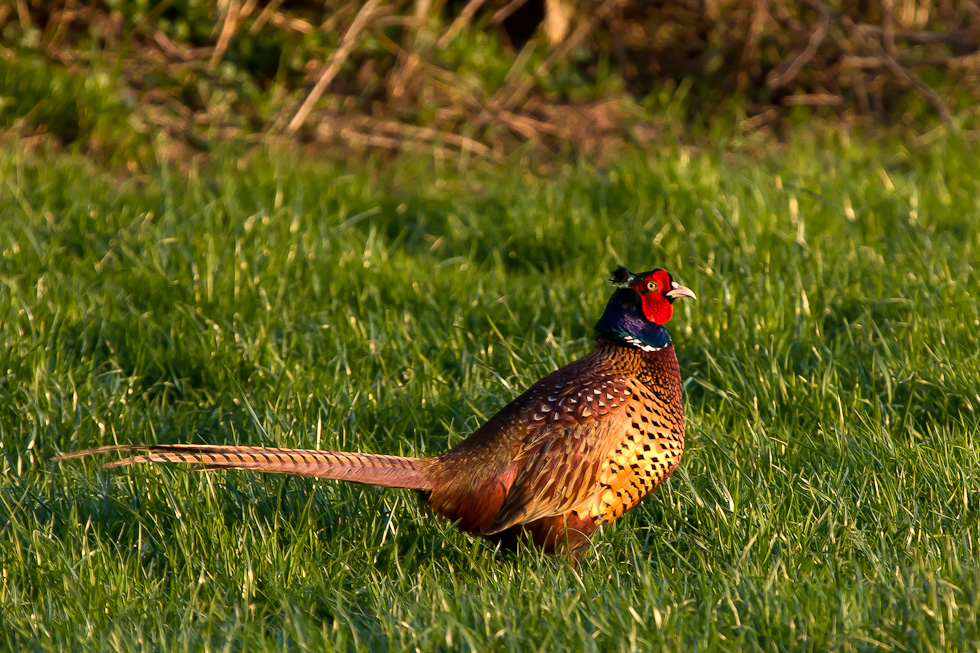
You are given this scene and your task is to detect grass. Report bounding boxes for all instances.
[1,129,979,651]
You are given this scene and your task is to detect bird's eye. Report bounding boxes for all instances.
[646,281,658,292]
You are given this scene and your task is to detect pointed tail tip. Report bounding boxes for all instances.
[52,445,140,463]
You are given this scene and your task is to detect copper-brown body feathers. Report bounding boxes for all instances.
[423,337,685,555]
[57,337,685,562]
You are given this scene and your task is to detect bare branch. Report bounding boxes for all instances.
[839,11,953,122]
[767,1,831,88]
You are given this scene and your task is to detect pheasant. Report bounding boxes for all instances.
[57,266,696,562]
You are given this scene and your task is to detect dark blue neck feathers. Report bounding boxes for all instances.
[594,288,672,351]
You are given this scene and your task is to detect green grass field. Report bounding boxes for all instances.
[2,131,979,650]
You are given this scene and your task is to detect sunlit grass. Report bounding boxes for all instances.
[1,131,979,650]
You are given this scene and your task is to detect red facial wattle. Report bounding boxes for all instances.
[630,270,675,325]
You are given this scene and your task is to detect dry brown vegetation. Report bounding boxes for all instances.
[4,0,979,160]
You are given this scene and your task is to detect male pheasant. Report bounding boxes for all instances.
[57,266,696,562]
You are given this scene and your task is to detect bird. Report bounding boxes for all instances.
[56,266,696,563]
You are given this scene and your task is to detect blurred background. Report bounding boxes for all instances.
[3,0,978,165]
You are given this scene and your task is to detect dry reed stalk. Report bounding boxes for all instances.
[491,0,531,26]
[436,0,487,49]
[328,117,506,161]
[493,0,616,115]
[287,0,383,133]
[389,0,433,100]
[15,0,30,28]
[249,0,284,34]
[210,0,242,68]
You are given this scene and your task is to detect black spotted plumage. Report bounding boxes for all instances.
[56,267,696,563]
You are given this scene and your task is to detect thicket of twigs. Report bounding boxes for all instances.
[3,0,978,160]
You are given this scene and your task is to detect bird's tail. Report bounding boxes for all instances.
[54,444,433,491]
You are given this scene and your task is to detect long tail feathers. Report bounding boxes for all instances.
[54,444,433,491]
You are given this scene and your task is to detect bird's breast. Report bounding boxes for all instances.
[587,376,685,524]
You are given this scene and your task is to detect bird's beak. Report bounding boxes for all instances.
[666,282,697,301]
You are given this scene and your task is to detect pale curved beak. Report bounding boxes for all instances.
[666,282,697,301]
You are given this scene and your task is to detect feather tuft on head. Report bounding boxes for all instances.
[609,265,633,286]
